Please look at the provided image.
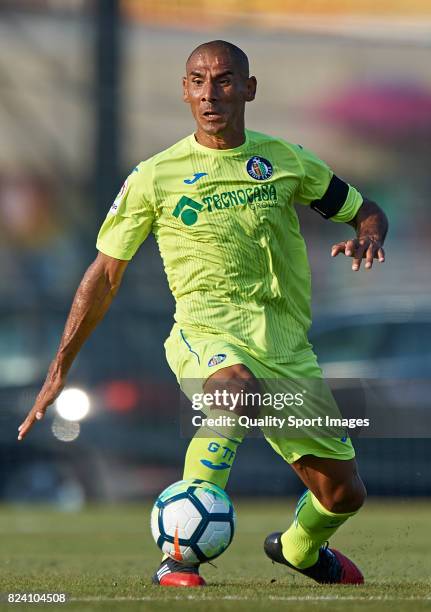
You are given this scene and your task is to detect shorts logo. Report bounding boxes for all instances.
[208,353,227,367]
[246,156,273,181]
[173,195,203,226]
[110,178,128,215]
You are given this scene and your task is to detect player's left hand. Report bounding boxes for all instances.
[331,237,385,271]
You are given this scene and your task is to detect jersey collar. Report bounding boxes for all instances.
[188,130,250,156]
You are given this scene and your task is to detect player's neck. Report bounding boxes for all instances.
[194,127,246,150]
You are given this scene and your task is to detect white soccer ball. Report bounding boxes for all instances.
[151,479,236,564]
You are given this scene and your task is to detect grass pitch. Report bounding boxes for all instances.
[0,499,430,611]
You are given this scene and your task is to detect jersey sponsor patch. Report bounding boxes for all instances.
[208,353,227,367]
[173,185,279,226]
[109,178,128,215]
[173,196,203,226]
[246,156,273,181]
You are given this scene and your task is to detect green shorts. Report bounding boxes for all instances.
[165,324,355,464]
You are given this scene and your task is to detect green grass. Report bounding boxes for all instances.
[0,499,430,611]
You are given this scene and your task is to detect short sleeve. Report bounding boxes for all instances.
[295,145,363,223]
[96,164,155,260]
[295,146,333,206]
[330,184,363,224]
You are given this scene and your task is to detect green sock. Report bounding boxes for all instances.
[183,425,242,489]
[280,489,358,569]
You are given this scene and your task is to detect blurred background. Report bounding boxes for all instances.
[1,0,430,509]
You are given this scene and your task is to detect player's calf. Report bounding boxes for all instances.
[182,364,261,490]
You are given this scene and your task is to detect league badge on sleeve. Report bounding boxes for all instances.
[246,156,273,181]
[109,178,128,215]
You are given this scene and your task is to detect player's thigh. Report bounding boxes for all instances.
[203,363,262,417]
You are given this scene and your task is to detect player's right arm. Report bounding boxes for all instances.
[18,162,154,440]
[17,252,128,441]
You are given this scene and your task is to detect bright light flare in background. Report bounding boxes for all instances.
[51,417,80,443]
[55,388,90,421]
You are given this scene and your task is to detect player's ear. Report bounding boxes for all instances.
[183,76,190,103]
[245,76,257,102]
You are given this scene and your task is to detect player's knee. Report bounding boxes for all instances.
[204,364,260,418]
[321,477,367,514]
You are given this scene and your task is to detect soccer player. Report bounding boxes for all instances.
[18,40,388,587]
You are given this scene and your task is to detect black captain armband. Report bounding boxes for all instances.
[310,175,349,219]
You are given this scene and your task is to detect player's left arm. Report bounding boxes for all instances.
[331,198,388,271]
[292,144,388,272]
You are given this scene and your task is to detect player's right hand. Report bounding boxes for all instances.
[17,375,65,441]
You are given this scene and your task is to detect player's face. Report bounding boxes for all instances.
[183,49,256,141]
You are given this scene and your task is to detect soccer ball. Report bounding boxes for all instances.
[151,479,236,564]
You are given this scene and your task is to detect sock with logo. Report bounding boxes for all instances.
[280,489,359,569]
[182,425,242,490]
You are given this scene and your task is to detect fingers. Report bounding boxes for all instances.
[331,242,347,257]
[17,377,65,441]
[364,241,379,269]
[332,237,386,271]
[364,242,387,269]
[344,239,356,258]
[351,240,367,271]
[18,405,48,441]
[17,417,33,441]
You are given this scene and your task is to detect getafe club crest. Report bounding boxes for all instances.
[246,156,273,181]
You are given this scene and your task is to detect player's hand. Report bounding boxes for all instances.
[17,374,65,441]
[331,237,385,271]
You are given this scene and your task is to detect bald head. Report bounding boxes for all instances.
[186,40,249,78]
[183,40,256,148]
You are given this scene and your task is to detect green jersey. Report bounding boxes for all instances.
[96,129,362,362]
